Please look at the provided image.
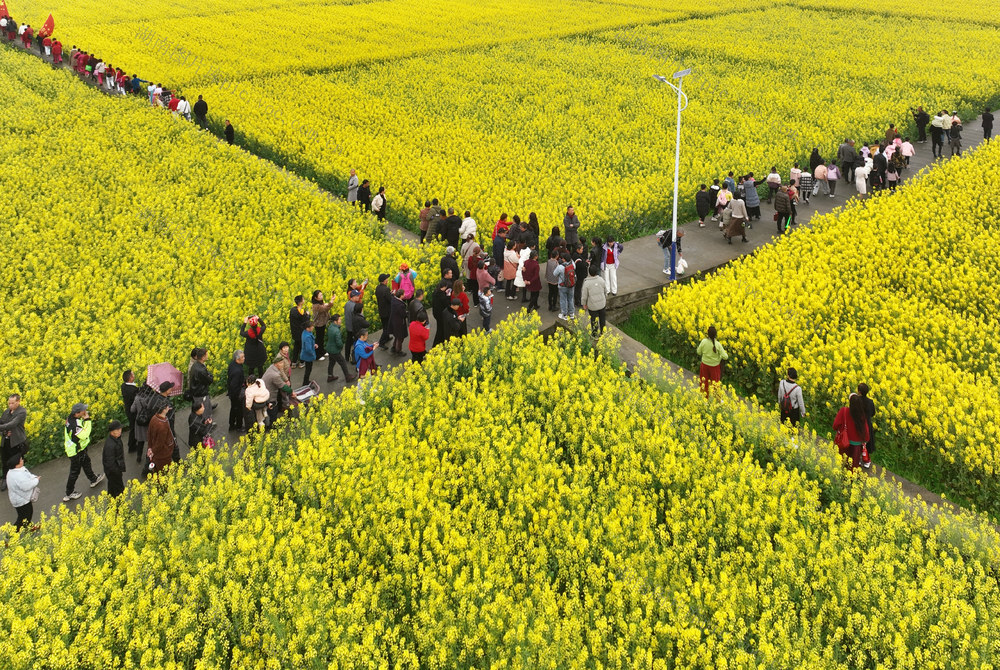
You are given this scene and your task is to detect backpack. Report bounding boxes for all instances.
[561,262,576,288]
[780,382,798,415]
[135,389,155,425]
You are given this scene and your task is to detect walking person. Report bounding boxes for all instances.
[695,184,712,227]
[580,265,608,336]
[826,161,839,196]
[0,394,28,492]
[949,118,963,156]
[777,368,805,427]
[696,326,728,398]
[723,197,748,244]
[388,290,408,355]
[911,106,930,143]
[102,420,126,498]
[418,200,431,243]
[325,314,356,382]
[930,110,947,158]
[193,95,208,128]
[743,172,761,221]
[572,242,587,309]
[545,250,560,311]
[63,403,104,501]
[310,290,333,360]
[408,316,431,363]
[833,393,871,471]
[147,404,175,476]
[858,382,876,464]
[522,250,542,311]
[602,236,623,296]
[774,184,792,232]
[765,167,781,202]
[6,454,39,531]
[503,240,519,300]
[555,253,576,320]
[372,186,388,221]
[357,180,372,212]
[431,280,451,347]
[240,315,267,377]
[186,347,215,419]
[813,162,830,197]
[226,350,246,431]
[375,273,393,348]
[347,169,359,205]
[224,120,235,145]
[563,205,581,248]
[300,322,318,385]
[478,285,494,333]
[984,107,994,142]
[836,140,857,182]
[120,371,139,457]
[289,295,309,368]
[352,330,379,404]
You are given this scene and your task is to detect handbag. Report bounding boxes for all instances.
[30,485,39,503]
[834,428,849,452]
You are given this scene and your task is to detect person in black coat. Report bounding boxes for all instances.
[388,290,408,354]
[440,249,460,280]
[858,382,876,458]
[573,243,588,309]
[121,370,139,455]
[375,274,393,348]
[431,280,452,347]
[872,148,888,191]
[443,208,462,248]
[240,316,267,377]
[695,185,712,226]
[442,299,468,341]
[224,120,235,144]
[102,420,126,498]
[187,347,215,421]
[357,179,372,212]
[289,295,310,366]
[226,351,246,431]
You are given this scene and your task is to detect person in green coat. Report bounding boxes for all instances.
[696,326,728,398]
[325,314,357,383]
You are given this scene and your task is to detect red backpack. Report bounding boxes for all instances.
[780,382,797,414]
[561,262,576,288]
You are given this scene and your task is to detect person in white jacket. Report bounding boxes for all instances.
[458,211,477,242]
[6,454,39,531]
[244,376,270,429]
[777,368,805,427]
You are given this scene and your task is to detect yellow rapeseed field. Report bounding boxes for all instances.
[0,47,435,461]
[653,138,1000,514]
[2,316,1000,667]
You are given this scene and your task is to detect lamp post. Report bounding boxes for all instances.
[653,68,691,281]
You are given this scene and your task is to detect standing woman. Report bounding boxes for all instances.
[310,290,333,360]
[858,382,876,467]
[147,404,175,476]
[187,347,214,420]
[522,250,542,311]
[5,454,39,530]
[696,326,728,398]
[601,236,623,296]
[240,316,267,377]
[388,289,408,356]
[503,240,519,300]
[833,393,870,471]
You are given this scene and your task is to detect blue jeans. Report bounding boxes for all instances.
[559,286,574,316]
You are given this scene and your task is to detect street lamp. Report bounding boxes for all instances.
[653,68,692,281]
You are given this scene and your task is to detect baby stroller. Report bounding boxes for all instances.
[288,381,322,417]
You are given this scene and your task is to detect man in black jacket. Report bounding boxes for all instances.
[357,180,372,212]
[871,148,888,191]
[442,299,468,342]
[911,106,930,143]
[443,208,462,248]
[120,370,139,456]
[102,420,126,498]
[193,95,208,128]
[408,289,427,323]
[375,274,393,348]
[289,295,310,368]
[226,351,246,431]
[0,394,28,491]
[431,280,452,347]
[440,247,460,280]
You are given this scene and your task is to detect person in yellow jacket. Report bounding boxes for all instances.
[63,402,103,502]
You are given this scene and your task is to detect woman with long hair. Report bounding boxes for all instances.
[695,326,728,398]
[833,393,871,470]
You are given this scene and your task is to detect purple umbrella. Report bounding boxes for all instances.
[146,362,184,396]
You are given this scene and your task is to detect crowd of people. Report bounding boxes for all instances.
[0,16,237,143]
[696,326,877,472]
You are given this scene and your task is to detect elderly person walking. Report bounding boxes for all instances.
[147,404,175,476]
[227,350,247,431]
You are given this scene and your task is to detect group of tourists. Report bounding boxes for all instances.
[1,18,237,143]
[696,326,877,471]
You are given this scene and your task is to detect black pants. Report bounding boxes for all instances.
[917,124,927,142]
[14,502,32,530]
[931,129,943,156]
[419,230,427,244]
[789,202,798,226]
[411,351,426,364]
[107,472,125,497]
[328,352,352,378]
[505,279,515,298]
[589,308,606,336]
[291,332,303,364]
[468,278,479,305]
[574,282,583,308]
[776,213,790,233]
[66,450,98,495]
[125,410,138,452]
[986,126,993,141]
[228,394,244,430]
[302,361,314,384]
[528,290,540,311]
[378,315,392,347]
[547,284,558,310]
[780,408,801,427]
[315,326,327,358]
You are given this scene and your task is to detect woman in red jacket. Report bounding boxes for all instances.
[833,393,870,471]
[408,317,430,364]
[453,280,470,317]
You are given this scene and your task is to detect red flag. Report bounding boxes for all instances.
[0,1,9,19]
[37,13,54,38]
